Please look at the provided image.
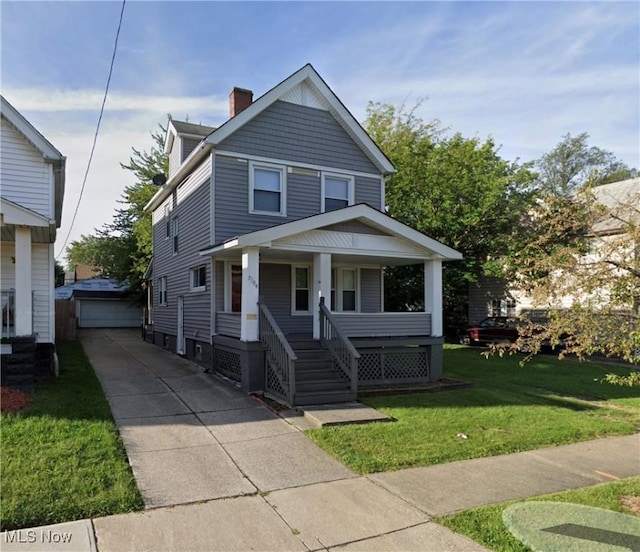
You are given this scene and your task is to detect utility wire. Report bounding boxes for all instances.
[56,0,126,260]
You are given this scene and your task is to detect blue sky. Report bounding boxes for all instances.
[2,1,638,259]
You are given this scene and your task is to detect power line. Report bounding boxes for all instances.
[56,0,127,260]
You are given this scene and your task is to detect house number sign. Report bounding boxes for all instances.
[247,275,258,289]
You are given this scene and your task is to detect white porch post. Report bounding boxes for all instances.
[312,252,332,339]
[424,259,442,337]
[240,246,260,342]
[15,226,33,336]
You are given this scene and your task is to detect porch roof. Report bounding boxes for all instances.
[199,203,463,263]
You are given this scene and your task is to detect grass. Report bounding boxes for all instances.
[438,476,640,552]
[306,347,640,473]
[0,341,143,531]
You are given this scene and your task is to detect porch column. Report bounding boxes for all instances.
[15,226,33,336]
[424,259,442,337]
[240,246,260,342]
[312,252,332,339]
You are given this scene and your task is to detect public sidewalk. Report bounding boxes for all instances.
[1,330,638,551]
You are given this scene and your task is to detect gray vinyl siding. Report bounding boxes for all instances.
[260,263,313,335]
[334,313,432,337]
[354,175,382,210]
[153,174,211,337]
[218,101,378,174]
[215,155,321,243]
[360,268,381,313]
[182,138,201,160]
[468,276,508,325]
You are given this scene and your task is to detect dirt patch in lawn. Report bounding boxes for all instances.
[620,495,640,516]
[1,387,31,413]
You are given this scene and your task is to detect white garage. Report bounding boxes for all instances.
[55,278,142,329]
[76,299,141,328]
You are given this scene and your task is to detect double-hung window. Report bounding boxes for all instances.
[158,277,167,306]
[322,173,354,212]
[250,162,286,215]
[190,266,206,292]
[330,268,358,312]
[164,204,171,238]
[292,266,310,314]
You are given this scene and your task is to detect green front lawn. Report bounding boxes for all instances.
[306,348,640,473]
[439,476,640,552]
[0,341,143,531]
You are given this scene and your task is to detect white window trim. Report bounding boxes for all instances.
[158,276,168,306]
[249,161,287,217]
[291,264,312,316]
[321,172,354,213]
[331,266,361,312]
[190,265,207,293]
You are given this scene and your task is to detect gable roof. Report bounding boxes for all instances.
[146,64,394,212]
[199,203,462,261]
[0,95,66,226]
[205,64,395,175]
[163,119,216,155]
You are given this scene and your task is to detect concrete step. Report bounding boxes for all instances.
[297,380,351,393]
[295,389,357,406]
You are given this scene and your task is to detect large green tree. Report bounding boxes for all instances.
[66,126,167,304]
[535,132,636,196]
[365,102,537,327]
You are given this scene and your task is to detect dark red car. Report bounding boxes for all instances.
[461,316,519,346]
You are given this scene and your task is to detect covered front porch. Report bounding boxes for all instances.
[200,204,461,406]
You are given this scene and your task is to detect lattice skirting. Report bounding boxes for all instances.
[213,347,242,382]
[265,359,289,402]
[358,347,430,385]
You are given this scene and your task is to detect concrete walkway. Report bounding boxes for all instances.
[2,329,638,551]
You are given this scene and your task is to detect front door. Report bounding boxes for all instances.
[177,296,184,355]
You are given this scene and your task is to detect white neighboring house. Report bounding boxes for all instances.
[1,95,65,379]
[468,177,640,323]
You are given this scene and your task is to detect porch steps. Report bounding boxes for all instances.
[289,336,356,406]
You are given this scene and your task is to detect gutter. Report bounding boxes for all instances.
[144,141,213,212]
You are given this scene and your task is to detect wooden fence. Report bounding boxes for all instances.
[55,300,76,341]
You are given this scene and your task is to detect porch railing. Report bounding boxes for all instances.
[258,299,297,405]
[319,297,359,394]
[2,289,15,338]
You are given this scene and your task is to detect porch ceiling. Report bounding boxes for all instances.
[1,224,54,243]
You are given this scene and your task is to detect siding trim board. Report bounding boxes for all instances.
[215,150,382,180]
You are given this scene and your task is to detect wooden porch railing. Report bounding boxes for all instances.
[258,299,297,405]
[319,297,360,394]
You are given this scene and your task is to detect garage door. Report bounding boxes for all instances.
[78,300,141,328]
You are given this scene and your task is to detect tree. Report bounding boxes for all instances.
[54,261,66,287]
[365,102,537,327]
[497,181,640,384]
[535,132,637,197]
[66,125,167,304]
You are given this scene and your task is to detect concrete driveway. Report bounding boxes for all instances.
[81,329,485,552]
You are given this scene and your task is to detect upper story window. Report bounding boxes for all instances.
[164,204,171,238]
[190,265,206,292]
[249,162,286,216]
[158,276,167,306]
[322,173,354,212]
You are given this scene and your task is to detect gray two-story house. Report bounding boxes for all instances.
[145,64,462,406]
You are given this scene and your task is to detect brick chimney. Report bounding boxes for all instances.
[229,87,253,117]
